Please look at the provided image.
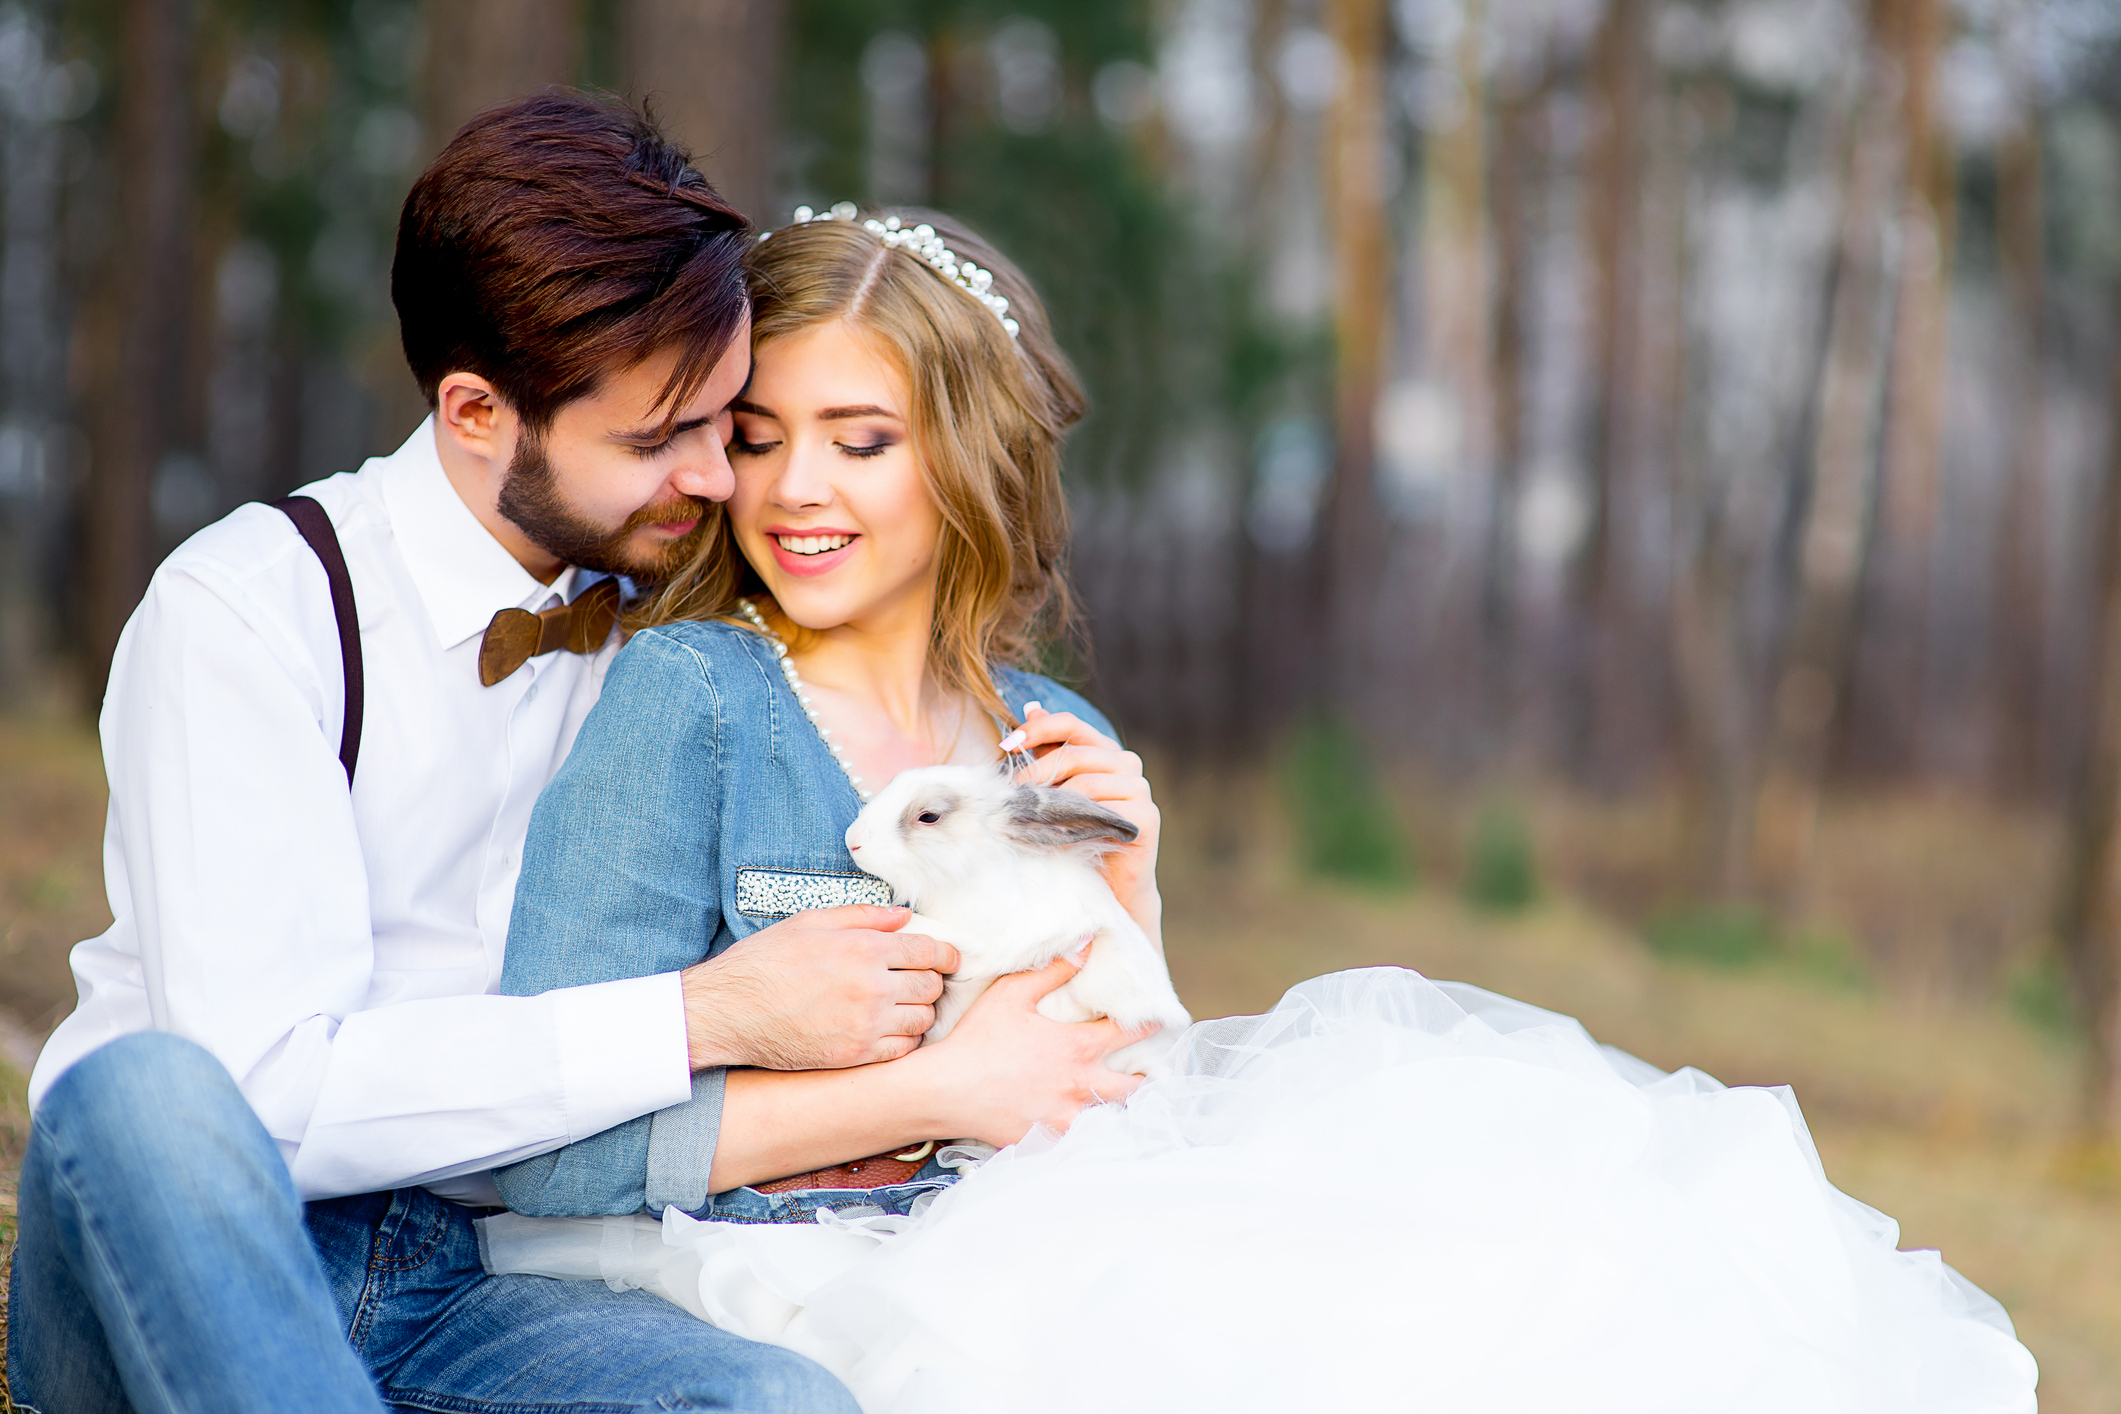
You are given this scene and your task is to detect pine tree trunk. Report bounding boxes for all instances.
[1666,77,1757,901]
[1991,105,2047,794]
[1565,0,1648,782]
[81,0,196,698]
[1482,76,1541,749]
[1860,0,1954,782]
[1316,0,1391,716]
[1422,0,1491,758]
[620,0,782,221]
[2055,283,2121,1135]
[420,0,580,156]
[1753,3,1904,904]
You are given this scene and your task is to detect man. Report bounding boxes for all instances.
[9,93,1129,1413]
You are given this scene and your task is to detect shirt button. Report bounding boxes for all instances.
[524,683,540,704]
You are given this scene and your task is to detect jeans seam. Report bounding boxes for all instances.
[345,1192,440,1361]
[377,1387,649,1414]
[345,1251,382,1357]
[369,1194,451,1271]
[42,1122,186,1414]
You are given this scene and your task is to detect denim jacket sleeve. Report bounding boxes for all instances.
[493,628,727,1217]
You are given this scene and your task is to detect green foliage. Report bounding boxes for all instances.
[1783,931,1871,993]
[1643,909,1872,992]
[1644,907,1777,969]
[2009,953,2079,1038]
[1281,718,1413,887]
[1463,806,1538,913]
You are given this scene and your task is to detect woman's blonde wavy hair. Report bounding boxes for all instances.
[628,208,1085,727]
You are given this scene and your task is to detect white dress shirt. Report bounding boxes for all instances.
[31,419,694,1202]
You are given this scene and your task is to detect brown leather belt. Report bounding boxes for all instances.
[752,1140,941,1194]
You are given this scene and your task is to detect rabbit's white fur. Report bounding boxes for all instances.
[845,763,1191,1074]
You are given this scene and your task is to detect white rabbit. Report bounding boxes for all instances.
[844,763,1192,1074]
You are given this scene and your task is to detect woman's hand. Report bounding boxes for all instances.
[914,955,1152,1146]
[1001,703,1164,948]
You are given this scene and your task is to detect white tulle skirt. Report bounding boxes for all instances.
[480,967,2038,1413]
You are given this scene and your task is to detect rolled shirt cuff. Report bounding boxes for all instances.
[550,972,693,1145]
[646,1067,727,1214]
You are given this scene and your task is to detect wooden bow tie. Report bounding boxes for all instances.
[478,577,621,687]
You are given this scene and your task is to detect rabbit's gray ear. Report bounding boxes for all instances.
[1003,785,1140,849]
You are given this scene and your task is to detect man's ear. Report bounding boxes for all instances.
[436,373,513,465]
[1002,785,1140,851]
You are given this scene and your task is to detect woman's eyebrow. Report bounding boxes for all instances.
[818,404,900,421]
[729,398,778,418]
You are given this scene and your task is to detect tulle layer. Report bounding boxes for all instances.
[481,967,2038,1414]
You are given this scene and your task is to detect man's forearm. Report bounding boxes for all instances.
[288,979,690,1199]
[706,1055,951,1193]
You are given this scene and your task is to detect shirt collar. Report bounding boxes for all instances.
[378,417,580,650]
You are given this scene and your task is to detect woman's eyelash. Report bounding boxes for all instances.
[838,441,892,459]
[730,437,780,455]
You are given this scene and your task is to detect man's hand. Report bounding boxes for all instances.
[912,953,1154,1147]
[680,905,959,1071]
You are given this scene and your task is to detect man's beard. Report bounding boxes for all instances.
[497,433,712,584]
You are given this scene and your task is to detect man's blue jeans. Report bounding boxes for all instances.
[7,1032,860,1413]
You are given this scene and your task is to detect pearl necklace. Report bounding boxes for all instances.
[735,598,872,802]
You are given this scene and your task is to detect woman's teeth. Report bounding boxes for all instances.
[775,533,855,556]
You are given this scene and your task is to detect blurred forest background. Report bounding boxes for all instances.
[3,0,2121,1400]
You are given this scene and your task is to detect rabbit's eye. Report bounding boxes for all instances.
[917,811,942,824]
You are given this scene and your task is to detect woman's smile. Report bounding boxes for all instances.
[766,527,863,577]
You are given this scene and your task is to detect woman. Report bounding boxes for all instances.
[490,206,2038,1413]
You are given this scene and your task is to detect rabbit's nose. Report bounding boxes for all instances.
[849,843,862,851]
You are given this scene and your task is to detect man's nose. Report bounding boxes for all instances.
[670,437,736,502]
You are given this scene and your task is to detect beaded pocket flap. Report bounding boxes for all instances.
[734,866,894,918]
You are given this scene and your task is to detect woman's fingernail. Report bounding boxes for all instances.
[999,730,1026,751]
[1022,700,1043,714]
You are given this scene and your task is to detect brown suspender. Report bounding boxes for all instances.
[271,495,364,785]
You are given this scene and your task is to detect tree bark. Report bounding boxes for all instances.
[2054,282,2121,1134]
[1564,0,1648,782]
[81,0,197,699]
[1420,0,1491,757]
[1316,0,1392,716]
[1666,78,1757,901]
[1753,5,1904,904]
[1857,0,1954,781]
[620,0,782,221]
[421,0,581,157]
[1482,73,1541,750]
[1991,101,2047,794]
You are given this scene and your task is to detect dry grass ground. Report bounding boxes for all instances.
[2,718,2116,1408]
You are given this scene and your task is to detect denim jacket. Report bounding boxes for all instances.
[492,618,1113,1218]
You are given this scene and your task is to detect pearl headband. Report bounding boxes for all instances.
[763,201,1021,339]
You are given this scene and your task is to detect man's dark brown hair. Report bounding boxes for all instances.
[393,91,750,435]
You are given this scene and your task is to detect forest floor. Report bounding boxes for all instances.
[2,716,2117,1409]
